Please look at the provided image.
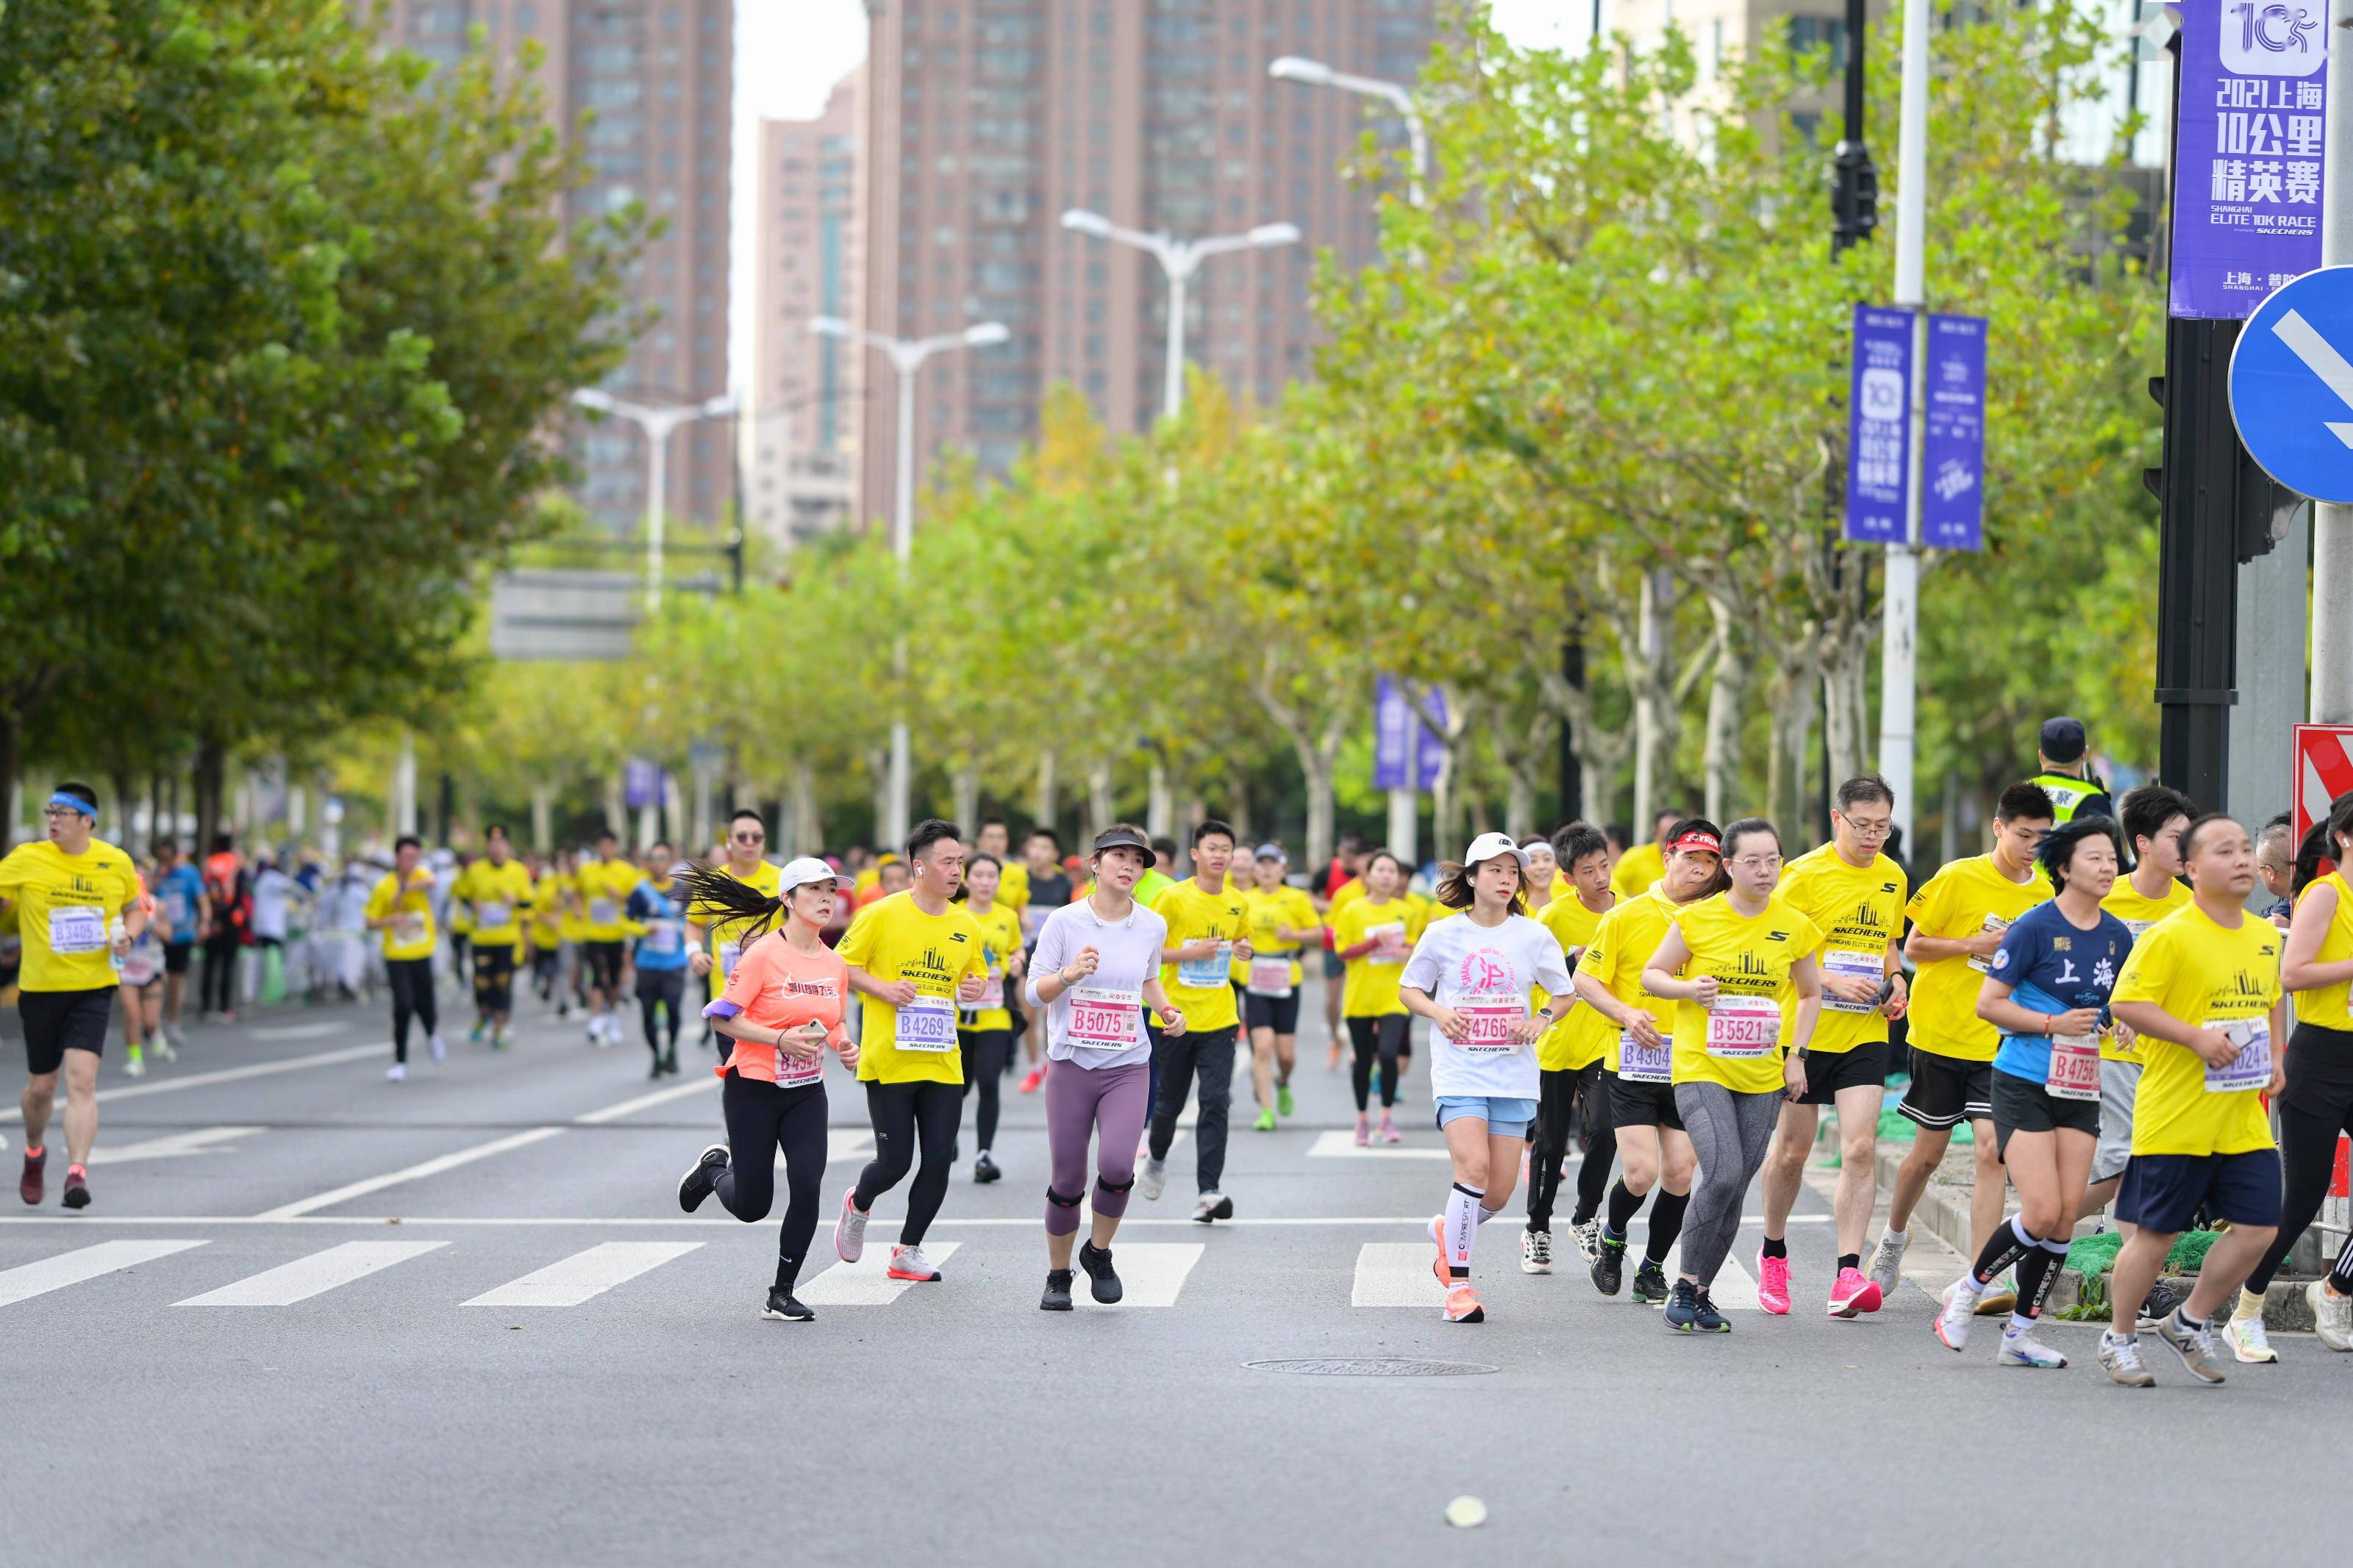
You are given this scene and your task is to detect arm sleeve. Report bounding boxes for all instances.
[1024,912,1067,1010]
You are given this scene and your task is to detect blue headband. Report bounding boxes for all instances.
[46,792,95,818]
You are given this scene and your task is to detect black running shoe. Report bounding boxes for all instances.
[1666,1279,1700,1332]
[1079,1241,1123,1304]
[974,1151,1001,1184]
[2139,1277,2190,1331]
[648,1056,664,1080]
[1631,1259,1671,1304]
[1692,1288,1732,1333]
[761,1288,814,1322]
[1590,1234,1627,1297]
[1040,1269,1075,1311]
[677,1143,729,1214]
[60,1167,89,1211]
[19,1148,44,1206]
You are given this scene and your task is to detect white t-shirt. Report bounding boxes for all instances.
[251,868,296,942]
[1024,898,1169,1070]
[1399,910,1574,1101]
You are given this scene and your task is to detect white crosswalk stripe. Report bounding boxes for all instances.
[1350,1242,1442,1308]
[1306,1129,1448,1161]
[463,1242,702,1307]
[0,1239,209,1307]
[797,1241,964,1306]
[1090,1242,1202,1307]
[177,1241,449,1306]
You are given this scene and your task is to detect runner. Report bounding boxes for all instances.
[445,860,474,1004]
[199,833,247,1023]
[832,820,990,1282]
[626,843,690,1077]
[1139,820,1254,1222]
[954,851,1024,1184]
[2229,790,2353,1360]
[1013,827,1072,1092]
[1319,831,1370,1070]
[151,837,204,1054]
[530,853,566,1012]
[1399,832,1573,1324]
[1025,825,1189,1310]
[1238,843,1320,1131]
[688,810,783,1059]
[1933,816,2132,1368]
[1521,836,1560,915]
[1571,820,1727,1303]
[975,818,1029,1079]
[1610,806,1691,902]
[365,835,443,1081]
[449,824,535,1050]
[0,784,147,1208]
[1755,776,1910,1317]
[574,830,639,1048]
[1522,822,1615,1274]
[552,847,588,1017]
[2099,814,2286,1387]
[674,856,859,1322]
[1868,782,2056,1305]
[118,866,167,1078]
[1640,817,1826,1333]
[1332,849,1420,1144]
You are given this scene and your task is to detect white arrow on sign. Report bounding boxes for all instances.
[85,1125,265,1165]
[2271,309,2353,448]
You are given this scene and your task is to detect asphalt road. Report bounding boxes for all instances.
[4,984,2349,1567]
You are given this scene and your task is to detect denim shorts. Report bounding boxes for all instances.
[1435,1095,1538,1139]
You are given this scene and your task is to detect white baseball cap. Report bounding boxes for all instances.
[1461,831,1532,870]
[779,856,838,894]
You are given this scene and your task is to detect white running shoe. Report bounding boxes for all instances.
[1192,1190,1232,1223]
[1934,1279,1979,1351]
[2308,1280,2353,1352]
[1568,1218,1602,1266]
[1521,1228,1553,1274]
[832,1188,868,1262]
[163,1023,187,1053]
[122,1053,147,1078]
[2222,1309,2278,1364]
[886,1245,940,1283]
[428,1032,447,1064]
[386,1062,407,1082]
[1996,1325,2068,1368]
[1138,1158,1166,1203]
[154,1034,179,1062]
[1867,1231,1909,1300]
[2098,1330,2154,1387]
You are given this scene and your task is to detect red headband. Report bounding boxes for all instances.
[1666,830,1721,856]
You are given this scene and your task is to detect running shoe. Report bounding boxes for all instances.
[661,1050,678,1077]
[60,1165,89,1210]
[1935,1280,1979,1351]
[1665,1279,1701,1332]
[1865,1230,1909,1299]
[1590,1234,1626,1297]
[218,1009,235,1024]
[2098,1331,2154,1387]
[123,1051,146,1079]
[2224,1302,2279,1364]
[833,1189,868,1262]
[1040,1269,1074,1311]
[1756,1251,1791,1314]
[492,1028,510,1051]
[677,1143,729,1214]
[1631,1258,1671,1304]
[1018,1068,1044,1095]
[760,1288,814,1322]
[887,1245,942,1283]
[386,1063,406,1082]
[646,1055,665,1081]
[585,1017,601,1046]
[160,1025,185,1055]
[1996,1325,2068,1368]
[2137,1278,2190,1331]
[469,1020,485,1044]
[1521,1228,1552,1275]
[2152,1308,2227,1383]
[1691,1289,1730,1333]
[1430,1215,1450,1286]
[1443,1283,1486,1323]
[2310,1281,2353,1351]
[1138,1158,1166,1202]
[1079,1240,1123,1304]
[429,1032,447,1064]
[1827,1267,1884,1318]
[1192,1191,1233,1223]
[1253,1107,1277,1132]
[1975,1282,2016,1317]
[1379,1113,1400,1145]
[1277,1085,1296,1117]
[1354,1115,1371,1148]
[974,1151,1001,1184]
[1568,1217,1602,1266]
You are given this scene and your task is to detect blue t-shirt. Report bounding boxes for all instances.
[627,880,690,971]
[156,864,204,946]
[1986,900,2134,1082]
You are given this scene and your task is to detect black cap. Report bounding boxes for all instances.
[1091,826,1153,860]
[2038,716,2087,765]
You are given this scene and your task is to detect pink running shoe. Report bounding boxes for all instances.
[1379,1112,1400,1144]
[1827,1266,1884,1318]
[1354,1114,1371,1147]
[1756,1250,1792,1314]
[1430,1215,1450,1285]
[833,1188,868,1262]
[1443,1283,1486,1322]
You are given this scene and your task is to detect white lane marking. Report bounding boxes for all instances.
[0,1239,209,1307]
[1093,1242,1203,1308]
[464,1241,702,1306]
[254,1127,568,1220]
[87,1126,266,1166]
[251,1022,350,1042]
[1351,1242,1443,1308]
[1307,1129,1449,1161]
[571,1075,717,1125]
[1660,1243,1759,1311]
[176,1241,449,1306]
[0,1045,382,1123]
[824,1128,874,1164]
[796,1241,964,1306]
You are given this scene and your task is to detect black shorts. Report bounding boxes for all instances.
[1607,1069,1684,1131]
[583,939,626,991]
[1990,1066,2101,1156]
[163,942,194,976]
[473,945,518,1010]
[2120,1148,2283,1234]
[1799,1042,1888,1106]
[20,988,114,1076]
[1898,1048,1993,1131]
[1243,989,1302,1034]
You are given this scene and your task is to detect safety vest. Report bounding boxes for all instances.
[2028,771,2107,824]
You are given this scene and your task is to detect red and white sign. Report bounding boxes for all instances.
[2293,723,2353,859]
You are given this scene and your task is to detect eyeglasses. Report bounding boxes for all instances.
[1729,854,1782,871]
[41,806,84,820]
[1837,816,1892,840]
[731,831,765,844]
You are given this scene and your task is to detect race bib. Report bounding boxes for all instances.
[1704,992,1780,1058]
[2121,917,2157,939]
[2205,1019,2272,1094]
[475,900,512,928]
[1821,948,1885,1014]
[2046,1033,2102,1100]
[394,912,426,945]
[1619,1029,1672,1083]
[1068,984,1142,1050]
[718,941,743,981]
[1458,992,1528,1053]
[588,898,618,926]
[1366,922,1409,962]
[47,905,107,956]
[1966,913,2013,975]
[1176,942,1233,990]
[896,995,958,1052]
[774,1028,825,1088]
[1246,958,1293,998]
[120,941,162,986]
[645,920,684,955]
[966,973,1005,1012]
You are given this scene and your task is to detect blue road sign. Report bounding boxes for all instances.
[2229,264,2353,504]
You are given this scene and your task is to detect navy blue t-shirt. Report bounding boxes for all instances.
[1987,900,2133,1081]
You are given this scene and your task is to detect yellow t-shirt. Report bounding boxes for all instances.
[2291,873,2353,1030]
[996,860,1031,916]
[451,858,535,953]
[957,898,1024,1034]
[1536,894,1614,1070]
[1577,888,1679,1074]
[1333,895,1418,1019]
[690,857,782,987]
[553,870,584,941]
[1151,878,1250,1033]
[367,869,439,962]
[1774,845,1906,1056]
[447,896,474,937]
[1903,853,2050,1064]
[1235,884,1320,987]
[837,891,987,1085]
[1664,893,1824,1094]
[0,838,145,992]
[574,857,639,942]
[2098,876,2193,1062]
[1610,842,1666,902]
[2112,903,2282,1156]
[532,873,565,945]
[1325,877,1365,929]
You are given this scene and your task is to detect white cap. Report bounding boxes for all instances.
[1461,831,1532,870]
[779,856,837,894]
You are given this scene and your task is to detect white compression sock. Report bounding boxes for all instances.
[1445,1184,1484,1273]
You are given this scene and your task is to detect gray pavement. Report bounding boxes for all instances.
[4,985,2351,1567]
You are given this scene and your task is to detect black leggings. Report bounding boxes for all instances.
[200,933,239,1014]
[960,1028,1013,1150]
[853,1078,964,1245]
[1528,1064,1612,1231]
[1349,1014,1407,1110]
[715,1071,829,1292]
[2248,1023,2353,1295]
[638,968,685,1053]
[387,956,438,1062]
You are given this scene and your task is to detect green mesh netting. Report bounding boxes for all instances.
[1815,1103,1964,1168]
[2056,1229,2220,1320]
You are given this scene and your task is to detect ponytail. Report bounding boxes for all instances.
[673,862,786,947]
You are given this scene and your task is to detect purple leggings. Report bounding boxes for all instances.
[1043,1059,1151,1236]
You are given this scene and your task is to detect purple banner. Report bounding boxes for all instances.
[1921,312,1986,551]
[623,757,665,810]
[2170,0,2328,321]
[1374,678,1449,793]
[1843,304,1913,543]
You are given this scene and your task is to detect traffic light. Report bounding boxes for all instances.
[1832,142,1877,254]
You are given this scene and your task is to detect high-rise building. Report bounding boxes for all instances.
[370,0,735,534]
[749,67,867,549]
[857,0,1440,529]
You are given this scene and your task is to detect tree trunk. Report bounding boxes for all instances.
[1702,596,1747,826]
[1146,760,1174,841]
[1085,759,1115,840]
[790,760,821,857]
[865,747,890,852]
[149,773,165,856]
[110,770,135,851]
[1303,732,1338,873]
[951,762,981,840]
[1821,631,1872,791]
[193,735,228,852]
[0,712,18,843]
[531,781,555,853]
[1032,748,1057,837]
[601,770,626,844]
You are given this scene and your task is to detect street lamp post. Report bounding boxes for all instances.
[571,388,739,614]
[1268,55,1429,206]
[1057,210,1301,421]
[808,315,1009,848]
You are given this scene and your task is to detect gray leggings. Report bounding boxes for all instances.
[1671,1081,1781,1287]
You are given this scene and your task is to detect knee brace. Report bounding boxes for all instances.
[1046,1186,1085,1210]
[1096,1173,1136,1195]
